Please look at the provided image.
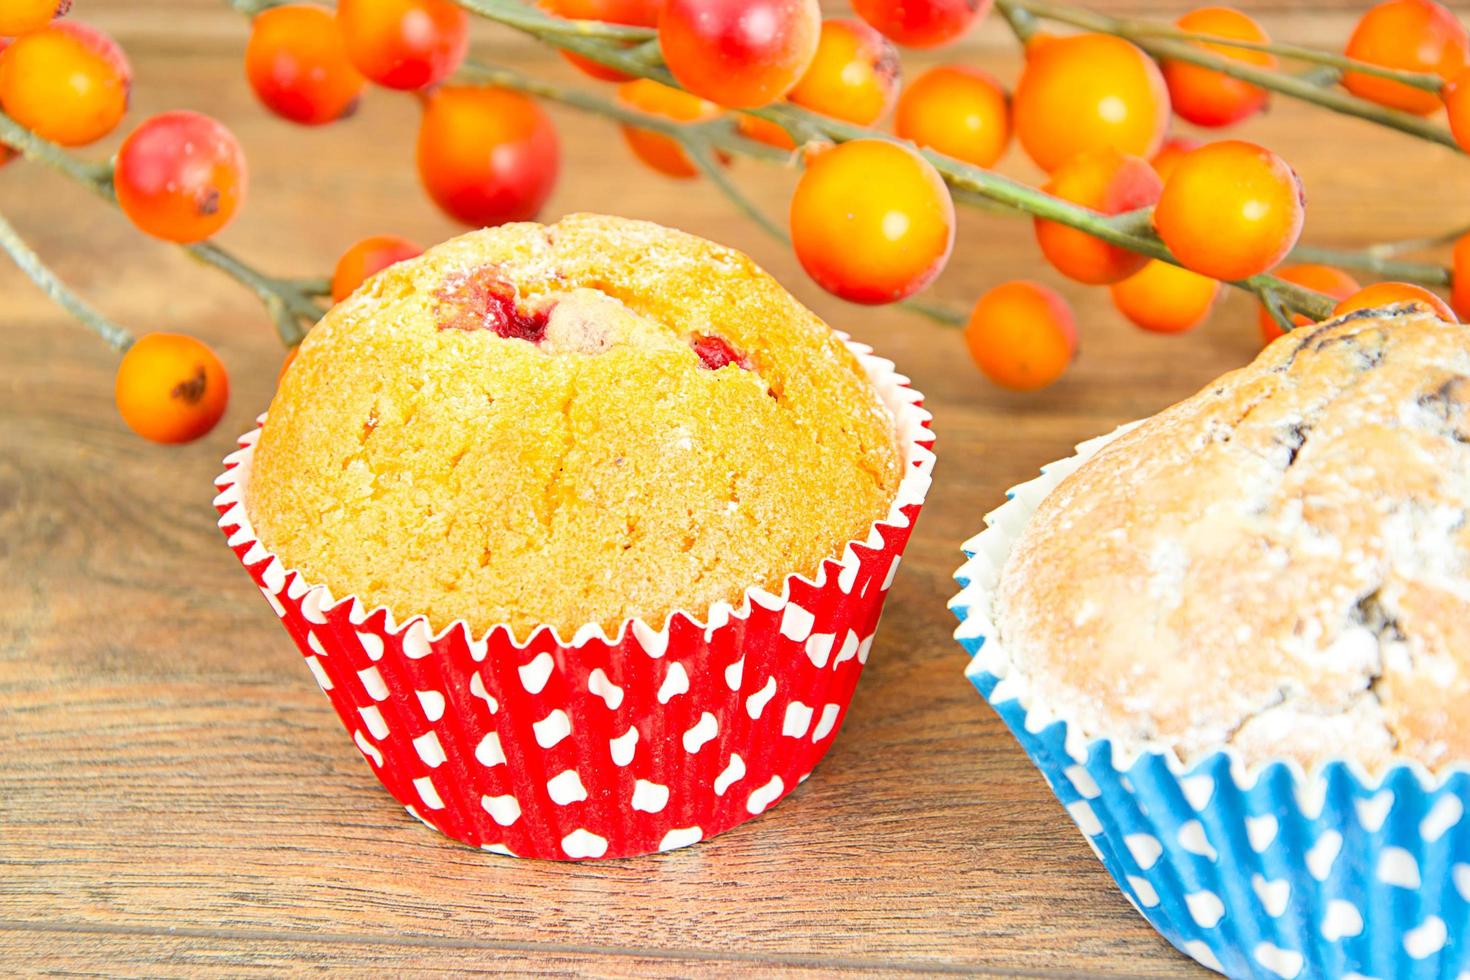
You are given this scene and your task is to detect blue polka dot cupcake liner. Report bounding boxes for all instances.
[950,425,1470,979]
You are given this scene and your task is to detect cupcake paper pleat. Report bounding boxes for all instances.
[952,428,1470,978]
[216,343,934,861]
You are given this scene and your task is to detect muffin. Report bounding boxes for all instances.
[217,214,935,859]
[953,306,1470,977]
[248,212,902,640]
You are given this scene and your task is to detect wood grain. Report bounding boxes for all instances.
[3,4,1469,975]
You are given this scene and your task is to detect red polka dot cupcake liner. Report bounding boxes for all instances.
[213,340,933,860]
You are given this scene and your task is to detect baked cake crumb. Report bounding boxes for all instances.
[995,307,1470,773]
[247,214,901,638]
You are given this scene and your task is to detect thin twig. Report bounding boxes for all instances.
[0,109,327,346]
[0,211,135,351]
[1286,244,1453,286]
[455,1,1344,320]
[1112,23,1445,92]
[997,0,1462,151]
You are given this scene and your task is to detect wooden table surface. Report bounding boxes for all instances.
[5,3,1469,975]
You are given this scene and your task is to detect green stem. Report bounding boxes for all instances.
[1113,23,1444,92]
[1286,244,1453,287]
[0,210,135,352]
[998,0,1461,151]
[996,2,1039,43]
[455,1,1343,320]
[0,109,327,346]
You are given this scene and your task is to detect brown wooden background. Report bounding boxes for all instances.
[4,1,1469,975]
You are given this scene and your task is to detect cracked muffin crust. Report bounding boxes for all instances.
[995,306,1470,774]
[247,214,901,639]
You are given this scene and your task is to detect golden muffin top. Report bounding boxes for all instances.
[247,214,901,639]
[994,307,1470,774]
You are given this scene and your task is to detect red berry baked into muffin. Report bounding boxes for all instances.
[218,213,934,859]
[248,213,902,639]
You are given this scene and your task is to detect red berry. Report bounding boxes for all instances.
[690,334,751,370]
[1110,260,1220,334]
[1153,140,1304,281]
[115,111,248,244]
[332,235,423,303]
[435,266,552,341]
[659,0,822,108]
[787,19,900,125]
[966,281,1077,390]
[1343,0,1467,115]
[0,0,71,35]
[246,3,366,126]
[789,139,954,304]
[1257,263,1359,343]
[115,333,230,444]
[895,65,1010,168]
[1035,149,1161,285]
[851,0,990,48]
[1454,233,1470,321]
[1162,7,1274,128]
[1334,282,1458,322]
[416,86,560,226]
[0,21,131,146]
[337,0,468,91]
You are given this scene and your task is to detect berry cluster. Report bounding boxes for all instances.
[3,0,1470,449]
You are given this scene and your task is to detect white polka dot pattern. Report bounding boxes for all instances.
[952,423,1470,978]
[213,344,934,862]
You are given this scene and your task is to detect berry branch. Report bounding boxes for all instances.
[0,109,328,346]
[452,1,1338,322]
[995,0,1462,151]
[459,58,970,323]
[0,209,135,352]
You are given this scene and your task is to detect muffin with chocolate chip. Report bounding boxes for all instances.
[248,213,902,639]
[993,305,1470,774]
[952,305,1470,976]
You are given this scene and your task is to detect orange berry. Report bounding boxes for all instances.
[1343,0,1467,115]
[1454,233,1470,320]
[246,4,366,126]
[1333,282,1458,321]
[1035,149,1161,285]
[331,235,423,303]
[1257,263,1360,342]
[0,0,70,35]
[1154,140,1304,281]
[0,21,131,146]
[965,281,1077,390]
[789,139,954,304]
[545,0,662,82]
[617,79,723,178]
[1444,67,1470,152]
[115,111,248,244]
[337,0,468,91]
[737,113,797,150]
[1110,260,1220,334]
[279,346,299,385]
[114,333,230,444]
[416,86,560,226]
[851,0,989,49]
[787,19,900,125]
[1149,134,1201,181]
[894,65,1010,169]
[659,0,821,109]
[0,40,11,169]
[1162,7,1274,127]
[1013,33,1169,172]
